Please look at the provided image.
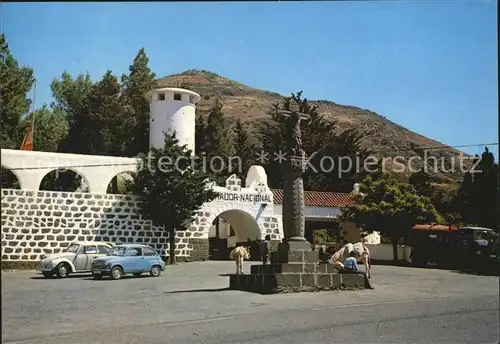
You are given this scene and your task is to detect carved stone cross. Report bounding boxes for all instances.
[280,103,310,157]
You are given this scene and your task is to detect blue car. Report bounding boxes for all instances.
[91,244,165,280]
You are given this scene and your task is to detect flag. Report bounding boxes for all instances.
[20,125,34,151]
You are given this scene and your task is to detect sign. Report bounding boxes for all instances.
[215,192,272,203]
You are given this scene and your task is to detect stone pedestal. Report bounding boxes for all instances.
[229,248,366,294]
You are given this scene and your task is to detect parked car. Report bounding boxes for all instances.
[91,244,165,280]
[38,241,114,278]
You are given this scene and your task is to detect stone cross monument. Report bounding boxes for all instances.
[228,99,366,293]
[278,101,311,250]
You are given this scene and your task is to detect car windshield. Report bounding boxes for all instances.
[64,243,80,253]
[109,247,126,256]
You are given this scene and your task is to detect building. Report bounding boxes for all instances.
[0,87,366,267]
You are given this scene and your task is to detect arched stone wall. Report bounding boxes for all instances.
[103,171,136,194]
[38,168,91,192]
[0,149,140,194]
[1,165,21,189]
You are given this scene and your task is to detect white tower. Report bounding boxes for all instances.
[149,87,201,153]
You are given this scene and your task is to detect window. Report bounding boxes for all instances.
[173,93,182,101]
[85,245,98,254]
[110,247,126,256]
[189,95,196,104]
[64,243,80,253]
[126,248,142,256]
[143,247,156,256]
[158,93,165,101]
[98,245,110,254]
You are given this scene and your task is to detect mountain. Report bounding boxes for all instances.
[156,69,470,187]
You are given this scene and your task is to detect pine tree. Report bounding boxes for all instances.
[86,71,128,156]
[130,133,217,264]
[258,91,370,192]
[50,72,94,154]
[454,171,475,224]
[200,99,234,184]
[195,114,207,154]
[453,147,499,231]
[0,34,36,149]
[121,48,156,156]
[234,119,256,178]
[473,147,499,230]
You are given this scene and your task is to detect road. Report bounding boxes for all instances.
[2,261,499,344]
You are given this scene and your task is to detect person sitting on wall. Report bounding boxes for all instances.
[262,235,271,265]
[340,251,374,290]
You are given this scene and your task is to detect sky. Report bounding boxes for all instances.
[2,1,498,158]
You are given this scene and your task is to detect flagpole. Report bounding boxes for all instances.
[31,81,36,138]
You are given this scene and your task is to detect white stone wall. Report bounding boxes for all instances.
[1,189,177,262]
[1,185,283,262]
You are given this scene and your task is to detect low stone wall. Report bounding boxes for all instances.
[1,189,209,267]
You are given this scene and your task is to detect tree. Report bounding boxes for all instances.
[454,171,476,224]
[233,119,256,178]
[198,99,235,184]
[86,71,129,156]
[50,71,94,154]
[473,147,499,231]
[453,147,499,231]
[121,48,156,156]
[342,173,439,260]
[195,114,207,154]
[0,33,36,149]
[409,171,432,197]
[409,171,459,224]
[130,133,217,264]
[258,91,370,192]
[19,105,69,153]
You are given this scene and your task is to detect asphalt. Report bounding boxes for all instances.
[2,261,499,344]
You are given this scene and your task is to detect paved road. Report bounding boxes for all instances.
[2,262,499,344]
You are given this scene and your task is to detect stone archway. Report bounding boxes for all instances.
[207,209,263,261]
[1,165,21,189]
[39,168,90,193]
[105,171,136,194]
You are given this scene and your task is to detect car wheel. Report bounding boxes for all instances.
[150,265,162,277]
[42,271,53,278]
[55,263,70,278]
[110,266,123,280]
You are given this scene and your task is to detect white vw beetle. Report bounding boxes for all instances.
[38,241,114,278]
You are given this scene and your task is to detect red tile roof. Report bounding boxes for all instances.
[271,189,357,208]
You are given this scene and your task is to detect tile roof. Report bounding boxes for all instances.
[271,189,357,208]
